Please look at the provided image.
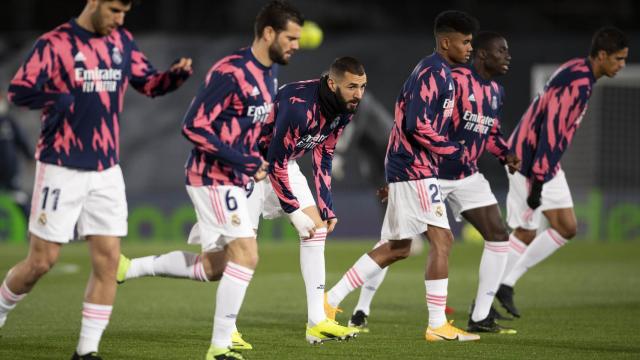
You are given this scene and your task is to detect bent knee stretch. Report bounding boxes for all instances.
[27,258,56,278]
[392,245,411,261]
[554,224,577,240]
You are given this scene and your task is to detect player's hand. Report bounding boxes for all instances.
[253,161,269,182]
[526,180,543,210]
[376,185,389,204]
[288,209,316,239]
[505,153,521,174]
[170,57,193,73]
[325,218,338,234]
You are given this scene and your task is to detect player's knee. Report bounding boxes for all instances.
[245,253,259,269]
[229,250,259,270]
[514,228,536,244]
[555,224,577,240]
[27,257,56,278]
[389,245,411,261]
[490,226,509,243]
[429,232,453,255]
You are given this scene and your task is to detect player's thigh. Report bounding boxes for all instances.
[245,179,265,230]
[261,162,316,221]
[186,185,255,253]
[381,178,449,241]
[28,162,87,243]
[505,169,541,231]
[77,165,128,239]
[462,204,508,241]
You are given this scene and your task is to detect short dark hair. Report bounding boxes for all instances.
[434,10,479,37]
[590,26,628,57]
[254,0,304,38]
[102,0,136,5]
[329,57,366,78]
[472,31,504,53]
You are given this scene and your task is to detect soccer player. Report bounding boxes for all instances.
[495,27,629,318]
[117,1,303,359]
[344,31,521,334]
[324,10,481,342]
[248,56,367,344]
[0,0,192,359]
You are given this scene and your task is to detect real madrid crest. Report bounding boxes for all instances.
[491,95,498,110]
[435,206,444,218]
[231,214,241,226]
[38,213,47,226]
[112,47,122,65]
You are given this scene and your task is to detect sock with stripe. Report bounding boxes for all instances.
[353,240,389,315]
[126,251,209,282]
[471,240,509,322]
[425,278,448,328]
[503,228,568,287]
[502,234,527,281]
[354,267,388,316]
[76,302,112,355]
[211,262,254,349]
[0,280,27,328]
[300,227,327,326]
[327,253,383,309]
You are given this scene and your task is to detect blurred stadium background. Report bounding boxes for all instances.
[1,2,640,359]
[1,0,639,243]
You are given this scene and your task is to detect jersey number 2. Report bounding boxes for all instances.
[428,184,441,204]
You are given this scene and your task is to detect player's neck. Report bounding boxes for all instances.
[76,9,97,33]
[588,57,603,80]
[435,49,455,66]
[251,40,273,68]
[473,63,492,81]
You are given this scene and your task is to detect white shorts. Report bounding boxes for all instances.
[186,185,255,253]
[381,178,450,241]
[439,172,498,222]
[29,161,128,243]
[506,169,574,230]
[246,160,316,229]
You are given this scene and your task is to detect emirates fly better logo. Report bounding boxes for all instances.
[74,51,122,93]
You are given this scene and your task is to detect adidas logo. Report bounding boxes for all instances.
[251,86,260,96]
[448,82,454,91]
[468,94,476,102]
[74,52,86,62]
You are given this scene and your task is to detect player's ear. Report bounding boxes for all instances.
[440,37,450,51]
[263,26,276,43]
[327,77,337,92]
[476,48,487,60]
[597,50,607,62]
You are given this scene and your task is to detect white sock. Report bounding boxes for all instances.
[354,267,388,316]
[76,302,112,355]
[503,229,568,287]
[299,227,327,326]
[471,241,509,322]
[425,278,448,328]
[126,251,209,282]
[503,234,527,281]
[0,280,26,327]
[211,262,254,349]
[354,240,389,315]
[327,254,383,309]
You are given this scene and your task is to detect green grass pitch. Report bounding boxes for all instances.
[1,240,639,359]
